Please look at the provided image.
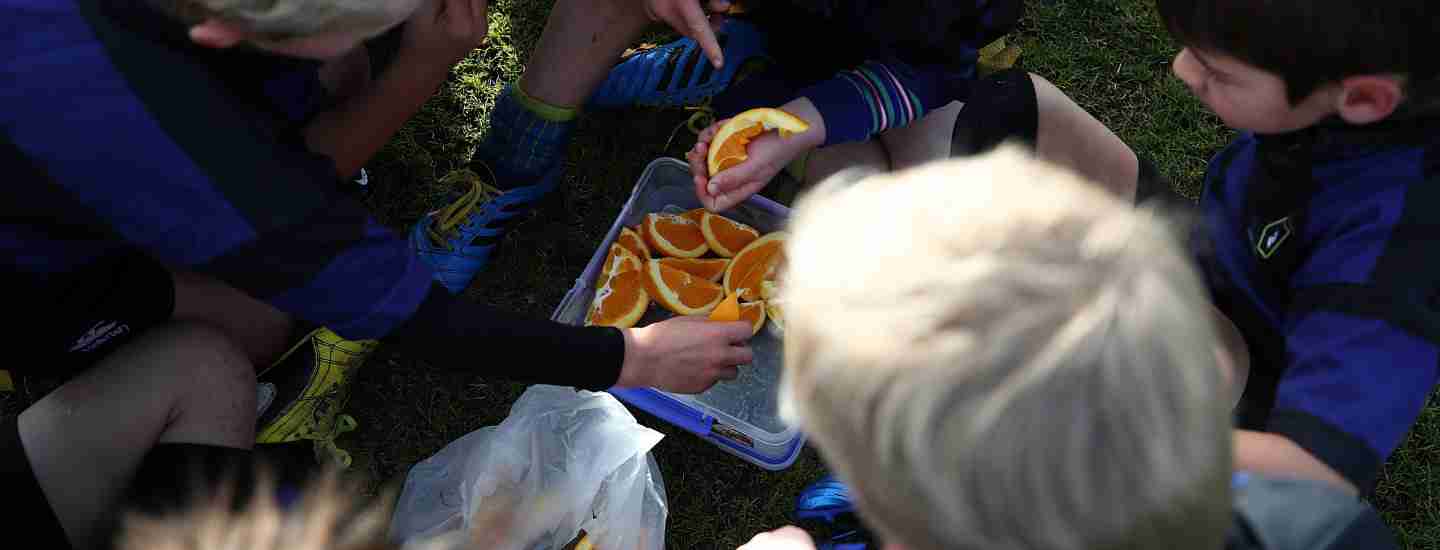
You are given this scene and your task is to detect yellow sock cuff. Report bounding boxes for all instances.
[512,83,578,123]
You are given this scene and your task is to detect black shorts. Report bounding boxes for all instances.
[950,69,1192,211]
[3,249,175,549]
[16,249,175,382]
[2,415,73,549]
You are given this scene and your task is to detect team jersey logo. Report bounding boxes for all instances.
[69,320,130,353]
[1253,216,1294,259]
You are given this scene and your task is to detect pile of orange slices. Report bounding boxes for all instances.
[585,209,785,336]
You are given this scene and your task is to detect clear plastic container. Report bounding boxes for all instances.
[550,158,804,470]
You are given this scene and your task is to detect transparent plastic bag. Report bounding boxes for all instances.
[390,385,667,550]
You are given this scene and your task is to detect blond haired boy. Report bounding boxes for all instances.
[740,147,1394,550]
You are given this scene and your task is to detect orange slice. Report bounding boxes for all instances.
[764,300,784,338]
[723,232,786,301]
[738,301,767,335]
[707,108,810,177]
[680,208,707,224]
[585,270,649,328]
[617,226,650,260]
[700,211,760,257]
[644,259,724,315]
[760,279,779,301]
[760,280,783,337]
[597,243,642,290]
[658,257,729,282]
[642,213,709,258]
[709,290,741,321]
[707,291,764,335]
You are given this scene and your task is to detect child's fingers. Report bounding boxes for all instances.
[698,121,723,144]
[717,366,740,381]
[710,165,757,195]
[726,345,754,366]
[678,0,724,68]
[716,321,753,343]
[687,148,710,181]
[715,180,767,210]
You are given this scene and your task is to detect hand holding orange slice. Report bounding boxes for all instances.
[709,290,766,335]
[709,290,741,321]
[707,108,811,177]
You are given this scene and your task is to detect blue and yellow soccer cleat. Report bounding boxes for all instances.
[255,327,377,469]
[796,474,855,523]
[589,19,769,109]
[410,167,560,294]
[796,475,876,549]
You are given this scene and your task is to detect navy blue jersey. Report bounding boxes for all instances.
[740,0,1022,145]
[1197,116,1440,490]
[1,0,625,389]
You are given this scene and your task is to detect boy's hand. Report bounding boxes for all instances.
[688,120,794,211]
[644,0,733,69]
[738,527,819,550]
[401,0,489,69]
[618,316,754,393]
[688,98,825,211]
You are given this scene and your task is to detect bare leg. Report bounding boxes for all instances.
[1211,304,1251,408]
[518,0,655,107]
[1029,74,1138,201]
[878,100,965,171]
[18,323,256,549]
[802,140,891,186]
[171,270,294,368]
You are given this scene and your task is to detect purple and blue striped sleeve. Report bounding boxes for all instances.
[798,59,953,146]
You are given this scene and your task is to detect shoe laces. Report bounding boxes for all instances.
[428,165,504,249]
[258,328,373,470]
[664,98,718,151]
[685,99,717,134]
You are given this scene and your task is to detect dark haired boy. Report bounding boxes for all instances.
[1155,0,1440,496]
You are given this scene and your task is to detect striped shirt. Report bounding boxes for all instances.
[2,0,624,389]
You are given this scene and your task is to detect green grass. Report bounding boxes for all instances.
[3,0,1437,548]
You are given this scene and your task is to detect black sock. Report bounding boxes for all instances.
[1133,154,1193,209]
[123,443,257,517]
[98,444,257,550]
[951,68,1039,157]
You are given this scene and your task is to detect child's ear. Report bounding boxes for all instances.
[1334,75,1404,125]
[188,19,250,49]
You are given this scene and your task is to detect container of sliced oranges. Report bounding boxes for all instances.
[551,157,802,471]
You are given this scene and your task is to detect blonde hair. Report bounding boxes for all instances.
[155,0,408,37]
[779,146,1233,550]
[113,474,605,550]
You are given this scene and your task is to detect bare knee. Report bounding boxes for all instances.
[140,324,257,445]
[880,100,965,171]
[1029,73,1138,200]
[171,270,293,366]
